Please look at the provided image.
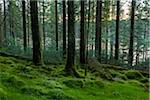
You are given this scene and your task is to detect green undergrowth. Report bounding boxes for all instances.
[0,56,149,100]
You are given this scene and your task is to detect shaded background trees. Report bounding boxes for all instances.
[0,0,149,70]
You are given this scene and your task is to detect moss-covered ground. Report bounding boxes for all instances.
[0,56,149,100]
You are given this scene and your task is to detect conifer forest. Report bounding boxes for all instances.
[0,0,149,100]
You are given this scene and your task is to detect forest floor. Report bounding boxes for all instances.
[0,56,149,100]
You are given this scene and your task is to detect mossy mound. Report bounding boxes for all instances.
[63,79,84,88]
[0,73,25,89]
[42,80,63,89]
[124,70,145,80]
[20,86,47,96]
[128,80,145,87]
[111,71,127,80]
[85,80,105,88]
[47,89,73,100]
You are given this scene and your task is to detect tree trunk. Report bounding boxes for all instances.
[30,0,43,65]
[115,0,120,60]
[80,0,86,64]
[22,0,27,51]
[66,1,79,77]
[0,5,3,46]
[105,26,108,63]
[95,0,102,62]
[128,0,135,67]
[55,0,58,51]
[63,0,66,58]
[43,0,45,49]
[3,0,6,40]
[27,0,30,47]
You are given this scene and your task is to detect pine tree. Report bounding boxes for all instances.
[30,0,43,65]
[80,0,86,64]
[66,1,79,77]
[128,0,136,67]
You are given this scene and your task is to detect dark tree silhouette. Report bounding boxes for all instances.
[30,0,43,65]
[80,0,86,64]
[115,0,120,60]
[95,0,102,62]
[66,1,79,77]
[22,0,27,51]
[55,0,58,51]
[128,0,135,66]
[63,0,66,58]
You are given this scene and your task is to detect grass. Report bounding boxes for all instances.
[0,56,149,100]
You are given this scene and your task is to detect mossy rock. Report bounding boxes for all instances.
[125,70,144,80]
[46,89,73,100]
[63,79,84,88]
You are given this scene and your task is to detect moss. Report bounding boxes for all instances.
[42,80,63,89]
[111,71,127,80]
[128,80,145,87]
[46,89,73,100]
[1,74,25,89]
[0,88,8,100]
[139,78,149,83]
[20,86,47,96]
[94,69,113,80]
[125,70,144,80]
[63,79,84,88]
[85,80,105,88]
[0,59,14,65]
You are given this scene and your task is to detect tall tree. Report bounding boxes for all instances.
[27,0,30,47]
[3,0,6,39]
[115,0,120,60]
[22,0,27,51]
[63,0,66,58]
[55,0,58,51]
[128,0,136,66]
[30,0,43,65]
[95,0,102,61]
[66,1,79,77]
[80,0,86,64]
[0,4,3,46]
[43,0,45,49]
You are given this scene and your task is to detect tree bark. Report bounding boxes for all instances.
[30,0,43,65]
[63,0,66,58]
[66,1,79,77]
[22,0,27,51]
[3,0,6,39]
[43,0,45,49]
[128,0,135,67]
[55,0,58,51]
[95,0,102,62]
[115,0,120,60]
[80,0,86,64]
